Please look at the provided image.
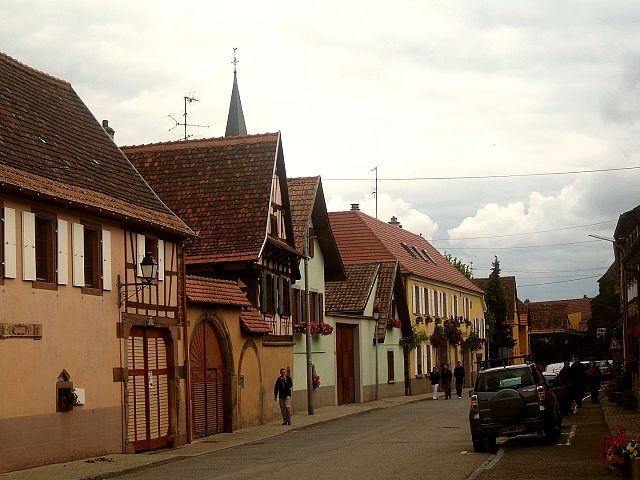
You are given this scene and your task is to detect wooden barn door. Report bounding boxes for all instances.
[190,321,225,437]
[127,326,171,451]
[336,323,356,405]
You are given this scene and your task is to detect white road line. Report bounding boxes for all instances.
[563,424,577,446]
[467,447,504,479]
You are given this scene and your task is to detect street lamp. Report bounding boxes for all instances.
[117,252,158,307]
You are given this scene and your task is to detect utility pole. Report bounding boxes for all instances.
[304,230,314,415]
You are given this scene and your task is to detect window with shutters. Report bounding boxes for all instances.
[83,225,101,289]
[416,344,423,376]
[387,351,395,383]
[35,214,55,284]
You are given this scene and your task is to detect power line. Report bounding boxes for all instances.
[430,220,616,241]
[473,266,607,274]
[444,239,600,250]
[517,275,601,287]
[324,165,640,181]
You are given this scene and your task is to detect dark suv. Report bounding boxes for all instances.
[469,363,562,452]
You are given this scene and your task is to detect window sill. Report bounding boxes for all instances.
[81,286,103,296]
[32,281,57,291]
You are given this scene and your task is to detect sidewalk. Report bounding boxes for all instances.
[601,393,640,437]
[1,393,432,480]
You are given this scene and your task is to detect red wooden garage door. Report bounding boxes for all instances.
[127,326,171,451]
[190,320,225,437]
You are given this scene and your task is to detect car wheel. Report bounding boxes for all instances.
[486,436,498,453]
[472,437,486,453]
[543,423,561,444]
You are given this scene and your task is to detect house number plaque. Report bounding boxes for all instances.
[0,323,42,339]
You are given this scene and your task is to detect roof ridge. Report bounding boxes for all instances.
[0,51,69,86]
[121,132,279,152]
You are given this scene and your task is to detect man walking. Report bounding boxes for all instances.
[274,368,293,425]
[453,361,465,399]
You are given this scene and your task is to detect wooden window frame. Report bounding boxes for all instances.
[32,209,57,289]
[0,200,4,284]
[308,227,315,258]
[81,221,102,295]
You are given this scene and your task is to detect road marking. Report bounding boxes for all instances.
[561,424,577,446]
[467,447,504,479]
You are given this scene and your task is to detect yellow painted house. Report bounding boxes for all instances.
[329,207,486,395]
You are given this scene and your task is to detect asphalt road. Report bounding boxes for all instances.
[114,397,610,480]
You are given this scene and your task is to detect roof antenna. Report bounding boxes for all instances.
[168,92,210,141]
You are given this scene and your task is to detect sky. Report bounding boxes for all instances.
[2,1,638,301]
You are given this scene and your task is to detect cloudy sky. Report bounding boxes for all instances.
[3,1,638,301]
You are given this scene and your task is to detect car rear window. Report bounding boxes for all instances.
[476,369,535,392]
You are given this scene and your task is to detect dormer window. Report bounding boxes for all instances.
[401,241,436,265]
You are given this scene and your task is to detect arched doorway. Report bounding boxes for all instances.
[190,320,225,437]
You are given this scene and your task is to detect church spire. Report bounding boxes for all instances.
[225,48,247,137]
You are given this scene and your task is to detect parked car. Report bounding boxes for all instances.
[543,372,571,415]
[544,362,565,375]
[469,363,562,452]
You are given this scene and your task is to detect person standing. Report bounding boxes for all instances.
[441,364,453,400]
[453,361,465,399]
[274,368,293,425]
[429,367,440,400]
[586,361,602,403]
[569,357,587,408]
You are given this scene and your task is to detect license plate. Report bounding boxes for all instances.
[501,425,525,434]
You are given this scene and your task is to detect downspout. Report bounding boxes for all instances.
[181,244,192,444]
[304,230,314,415]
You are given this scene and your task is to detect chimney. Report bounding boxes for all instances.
[350,203,360,211]
[102,119,115,139]
[388,216,402,228]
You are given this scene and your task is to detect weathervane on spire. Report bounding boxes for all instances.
[232,47,239,74]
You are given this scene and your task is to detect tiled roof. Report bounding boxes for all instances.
[325,263,379,313]
[122,133,295,264]
[240,308,271,334]
[328,210,484,294]
[527,303,569,332]
[0,52,192,237]
[288,177,318,253]
[288,176,346,281]
[527,297,592,324]
[473,276,518,322]
[185,275,270,334]
[185,275,251,306]
[374,261,399,338]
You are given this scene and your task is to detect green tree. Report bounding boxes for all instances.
[586,273,622,358]
[484,256,516,357]
[444,253,473,280]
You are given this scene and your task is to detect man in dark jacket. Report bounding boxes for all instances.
[569,357,587,408]
[453,361,465,399]
[274,368,293,425]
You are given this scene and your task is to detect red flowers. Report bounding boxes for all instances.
[294,322,334,336]
[387,318,402,329]
[596,425,640,475]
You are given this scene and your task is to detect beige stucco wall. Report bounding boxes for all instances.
[186,304,292,432]
[0,197,126,472]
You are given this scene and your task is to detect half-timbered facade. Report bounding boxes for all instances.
[122,132,301,432]
[0,52,193,473]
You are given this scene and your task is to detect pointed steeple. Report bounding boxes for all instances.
[225,48,247,137]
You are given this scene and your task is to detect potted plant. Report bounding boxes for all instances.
[597,425,640,476]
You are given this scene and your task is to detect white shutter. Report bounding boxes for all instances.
[102,229,112,291]
[157,239,165,281]
[420,287,426,315]
[136,234,145,277]
[413,348,419,376]
[3,207,16,278]
[429,289,435,316]
[412,285,417,314]
[57,219,68,285]
[22,211,36,281]
[72,223,85,287]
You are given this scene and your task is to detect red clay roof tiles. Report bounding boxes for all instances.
[329,210,484,294]
[0,52,192,237]
[325,263,379,314]
[122,133,288,264]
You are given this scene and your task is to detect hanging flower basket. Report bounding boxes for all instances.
[312,375,321,389]
[57,387,77,412]
[462,332,485,352]
[387,318,402,329]
[444,319,463,345]
[430,326,446,347]
[294,322,333,335]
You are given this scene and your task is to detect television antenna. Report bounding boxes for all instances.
[168,93,210,140]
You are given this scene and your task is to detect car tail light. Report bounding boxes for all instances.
[537,385,545,402]
[471,394,479,412]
